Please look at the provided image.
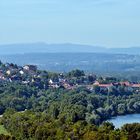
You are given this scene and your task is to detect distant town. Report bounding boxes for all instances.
[0,61,140,94]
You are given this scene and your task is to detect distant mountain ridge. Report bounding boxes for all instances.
[0,43,140,54]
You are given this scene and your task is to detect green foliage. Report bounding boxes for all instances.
[67,69,85,78]
[0,111,129,140]
[0,81,140,127]
[0,125,10,136]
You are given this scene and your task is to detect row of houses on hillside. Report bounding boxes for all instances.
[93,81,140,89]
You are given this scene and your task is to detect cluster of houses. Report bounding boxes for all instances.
[48,79,75,89]
[0,62,140,92]
[0,63,37,83]
[0,62,75,90]
[93,81,140,90]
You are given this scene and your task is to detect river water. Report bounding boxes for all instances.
[108,114,140,128]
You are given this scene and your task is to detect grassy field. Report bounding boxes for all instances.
[0,125,10,135]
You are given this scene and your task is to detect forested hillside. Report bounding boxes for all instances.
[0,62,139,139]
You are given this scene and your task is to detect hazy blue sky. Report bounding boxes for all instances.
[0,0,140,48]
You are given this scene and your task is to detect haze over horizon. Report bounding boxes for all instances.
[0,0,140,48]
[0,42,140,49]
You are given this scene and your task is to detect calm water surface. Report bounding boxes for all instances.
[108,114,140,128]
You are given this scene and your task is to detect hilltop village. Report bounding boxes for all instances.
[0,61,140,94]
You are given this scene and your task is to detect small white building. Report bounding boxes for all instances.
[23,65,37,71]
[19,70,24,75]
